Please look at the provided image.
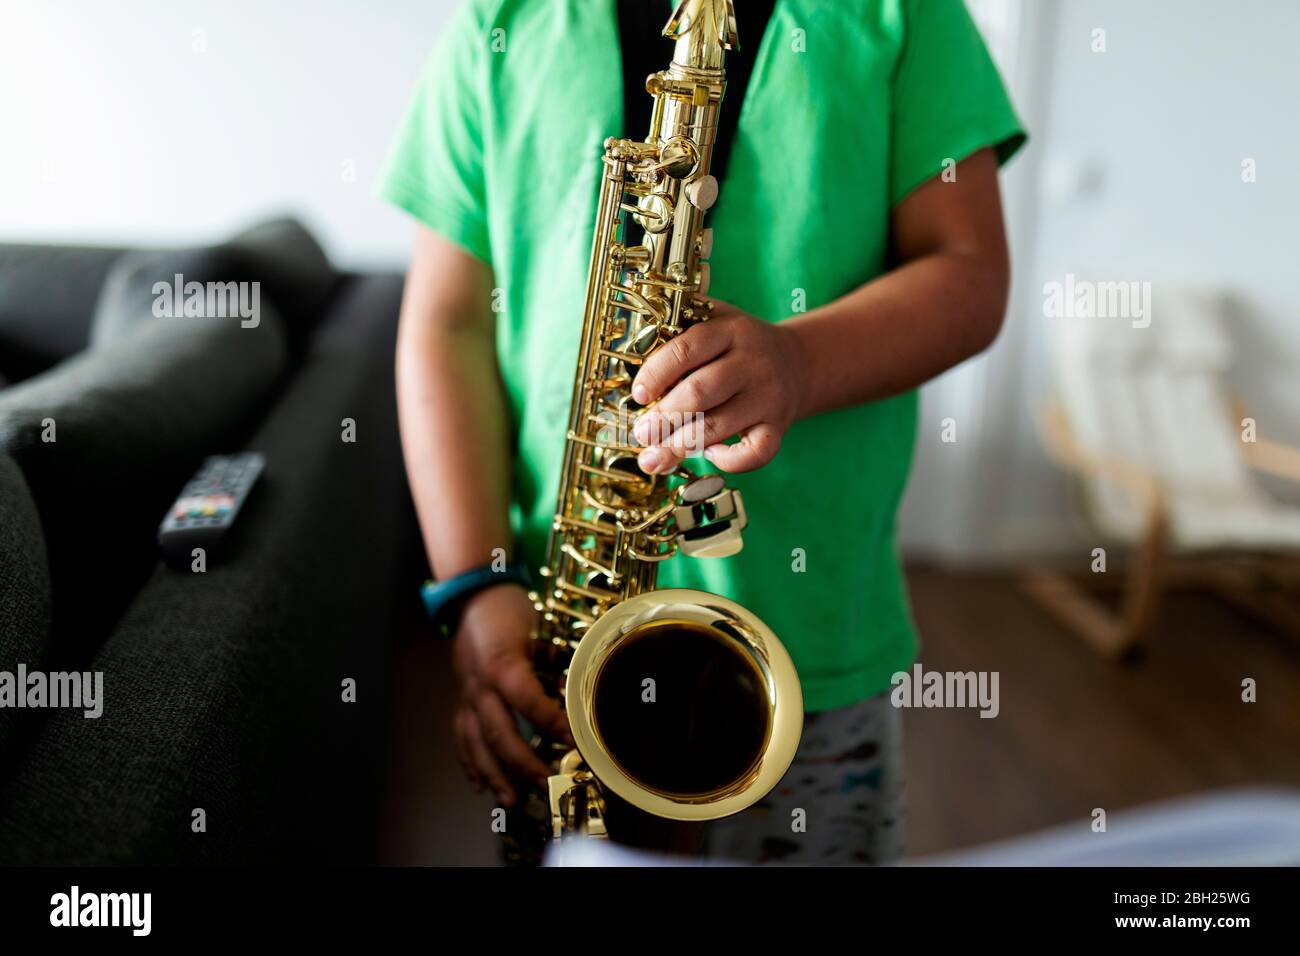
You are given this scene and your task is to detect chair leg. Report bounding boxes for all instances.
[1019,511,1169,660]
[1118,506,1170,643]
[1020,569,1140,660]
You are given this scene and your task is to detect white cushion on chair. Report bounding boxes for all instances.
[1174,502,1300,550]
[1054,285,1300,551]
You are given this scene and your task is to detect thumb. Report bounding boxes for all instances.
[704,423,782,473]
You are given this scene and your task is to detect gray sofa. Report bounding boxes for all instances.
[0,220,421,863]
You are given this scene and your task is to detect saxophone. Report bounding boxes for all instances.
[530,0,802,847]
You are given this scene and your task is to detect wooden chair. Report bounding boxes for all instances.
[1021,287,1300,658]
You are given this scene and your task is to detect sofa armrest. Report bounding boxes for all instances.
[0,275,415,864]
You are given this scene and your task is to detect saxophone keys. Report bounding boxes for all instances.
[626,323,662,358]
[679,472,726,503]
[696,227,714,259]
[684,174,718,211]
[617,244,652,272]
[696,261,711,296]
[634,192,673,233]
[672,493,738,532]
[655,136,699,179]
[672,484,747,558]
[677,521,744,559]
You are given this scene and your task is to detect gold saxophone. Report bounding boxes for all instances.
[531,0,802,847]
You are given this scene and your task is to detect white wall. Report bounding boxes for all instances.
[0,0,458,269]
[899,0,1300,562]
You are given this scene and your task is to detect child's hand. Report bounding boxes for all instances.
[631,299,809,474]
[450,584,571,806]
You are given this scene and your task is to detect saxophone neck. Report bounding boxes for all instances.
[664,0,738,70]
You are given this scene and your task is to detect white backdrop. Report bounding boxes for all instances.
[0,0,449,268]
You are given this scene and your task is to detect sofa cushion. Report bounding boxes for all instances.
[90,245,243,345]
[220,217,338,336]
[0,244,127,382]
[0,451,50,761]
[0,307,289,666]
[91,218,337,349]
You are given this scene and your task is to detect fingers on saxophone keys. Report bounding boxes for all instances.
[634,366,738,446]
[631,320,730,405]
[639,445,684,476]
[632,411,658,448]
[479,700,553,789]
[679,399,746,452]
[497,658,574,750]
[637,417,702,472]
[638,412,736,476]
[462,706,516,806]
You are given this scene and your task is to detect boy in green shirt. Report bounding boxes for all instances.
[381,0,1024,863]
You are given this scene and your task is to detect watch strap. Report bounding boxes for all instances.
[420,562,532,638]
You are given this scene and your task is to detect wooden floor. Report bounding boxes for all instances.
[380,566,1300,864]
[902,566,1300,855]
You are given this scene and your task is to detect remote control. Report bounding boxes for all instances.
[158,452,266,568]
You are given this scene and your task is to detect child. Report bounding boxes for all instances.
[380,0,1024,864]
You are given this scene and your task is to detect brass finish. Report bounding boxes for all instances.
[565,590,801,822]
[530,0,802,846]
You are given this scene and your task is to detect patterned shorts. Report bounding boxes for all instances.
[699,691,905,865]
[509,691,905,866]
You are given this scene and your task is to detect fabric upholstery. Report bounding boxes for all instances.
[0,243,127,382]
[0,307,288,667]
[90,217,337,349]
[0,452,51,763]
[0,276,413,864]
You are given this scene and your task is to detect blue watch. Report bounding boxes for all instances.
[420,562,533,638]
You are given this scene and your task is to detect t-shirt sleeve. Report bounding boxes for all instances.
[377,1,492,263]
[889,0,1027,207]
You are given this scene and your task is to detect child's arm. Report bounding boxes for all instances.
[631,148,1011,474]
[396,227,569,806]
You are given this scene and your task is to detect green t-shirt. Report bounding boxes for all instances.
[379,0,1025,711]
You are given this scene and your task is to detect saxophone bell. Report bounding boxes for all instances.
[564,589,802,823]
